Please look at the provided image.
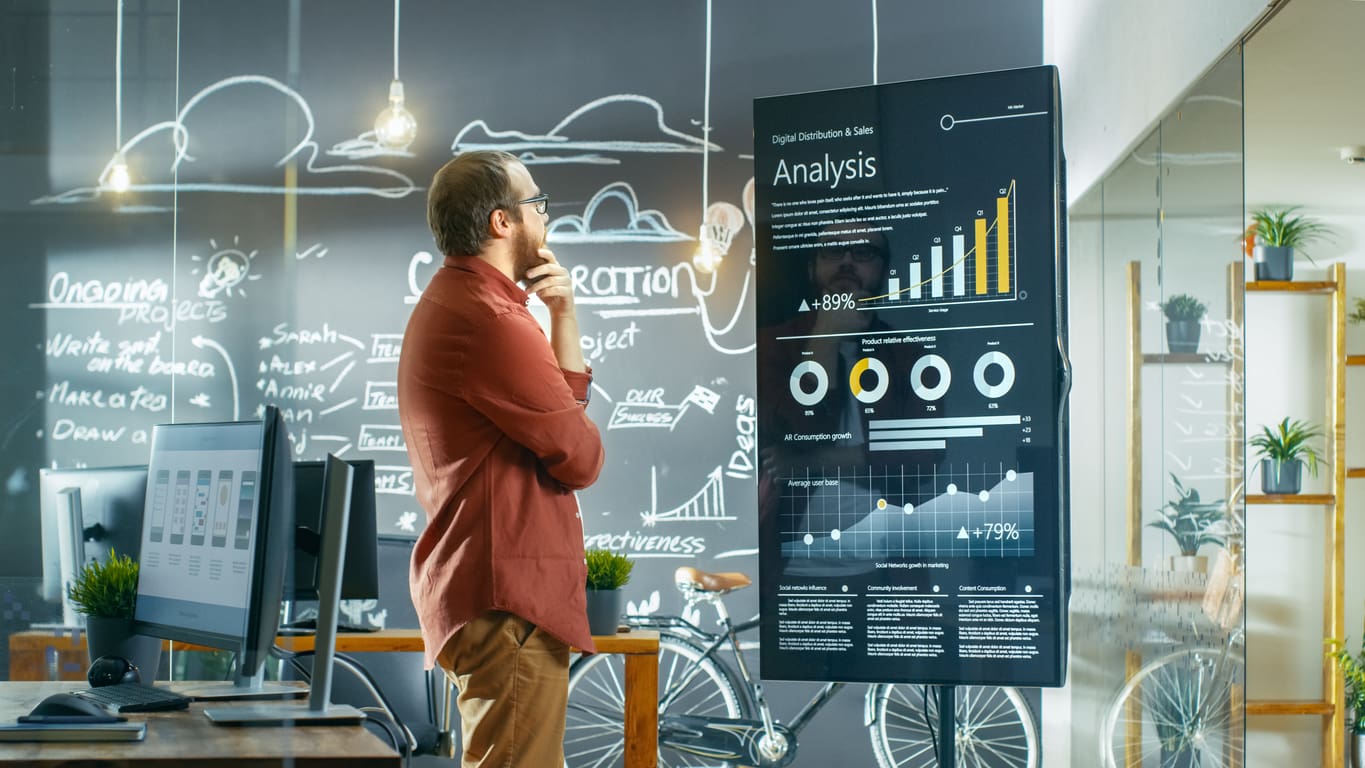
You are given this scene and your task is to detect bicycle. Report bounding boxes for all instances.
[1100,626,1245,768]
[565,566,1039,767]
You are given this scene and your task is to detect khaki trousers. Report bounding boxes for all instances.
[438,611,571,768]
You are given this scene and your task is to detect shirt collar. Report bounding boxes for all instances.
[444,254,530,305]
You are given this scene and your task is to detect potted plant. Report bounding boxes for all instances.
[1161,294,1208,354]
[68,549,160,682]
[584,548,634,636]
[1249,417,1324,495]
[1247,206,1331,281]
[1148,473,1226,573]
[1326,628,1365,767]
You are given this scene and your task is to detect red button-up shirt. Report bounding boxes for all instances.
[398,255,604,669]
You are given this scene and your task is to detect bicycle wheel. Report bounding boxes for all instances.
[565,635,750,768]
[869,684,1039,768]
[1101,647,1244,768]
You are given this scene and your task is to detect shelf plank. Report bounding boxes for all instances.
[1348,355,1365,367]
[1246,280,1337,294]
[1246,699,1335,716]
[1141,353,1233,365]
[1246,494,1335,505]
[1349,468,1365,479]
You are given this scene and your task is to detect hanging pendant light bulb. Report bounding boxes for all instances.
[103,0,132,193]
[104,152,132,192]
[373,0,416,150]
[375,79,417,149]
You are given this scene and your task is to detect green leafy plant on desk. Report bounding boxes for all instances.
[585,549,634,636]
[67,549,138,619]
[68,549,161,673]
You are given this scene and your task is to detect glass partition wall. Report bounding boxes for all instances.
[1067,48,1247,767]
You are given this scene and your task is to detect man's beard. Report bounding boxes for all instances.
[512,223,542,282]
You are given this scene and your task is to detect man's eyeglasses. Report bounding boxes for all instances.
[817,245,885,263]
[516,193,549,215]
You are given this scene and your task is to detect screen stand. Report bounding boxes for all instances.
[204,456,364,725]
[56,487,86,628]
[171,663,306,701]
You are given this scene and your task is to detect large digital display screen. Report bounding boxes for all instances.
[754,66,1068,686]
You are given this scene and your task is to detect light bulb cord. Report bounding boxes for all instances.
[700,0,711,214]
[871,0,879,85]
[392,0,400,81]
[115,0,123,150]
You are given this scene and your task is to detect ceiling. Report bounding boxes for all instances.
[1246,0,1365,214]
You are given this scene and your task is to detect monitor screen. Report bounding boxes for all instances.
[132,408,292,678]
[287,459,379,601]
[38,466,148,617]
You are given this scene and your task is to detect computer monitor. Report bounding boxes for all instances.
[285,459,379,603]
[38,466,148,627]
[204,454,364,725]
[132,406,295,699]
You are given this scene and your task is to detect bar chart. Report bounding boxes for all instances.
[865,179,1017,309]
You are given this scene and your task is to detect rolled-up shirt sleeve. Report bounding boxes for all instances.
[462,308,604,489]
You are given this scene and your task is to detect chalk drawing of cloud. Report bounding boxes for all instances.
[451,94,721,165]
[547,182,691,244]
[34,75,418,205]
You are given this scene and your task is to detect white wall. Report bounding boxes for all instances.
[1044,0,1268,203]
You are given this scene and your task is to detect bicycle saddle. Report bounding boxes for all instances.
[675,566,751,594]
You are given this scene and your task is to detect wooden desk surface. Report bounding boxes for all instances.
[0,681,400,767]
[10,628,659,680]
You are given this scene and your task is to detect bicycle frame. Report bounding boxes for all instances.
[625,599,851,765]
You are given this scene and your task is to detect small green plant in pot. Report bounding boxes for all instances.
[584,549,634,636]
[1326,625,1365,765]
[1250,417,1324,495]
[1247,206,1331,281]
[1148,473,1226,572]
[1161,294,1208,355]
[68,549,160,681]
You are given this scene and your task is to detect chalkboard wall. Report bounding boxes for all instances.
[2,0,1040,761]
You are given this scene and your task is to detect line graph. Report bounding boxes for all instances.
[779,463,1034,560]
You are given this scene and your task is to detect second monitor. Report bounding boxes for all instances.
[287,459,379,604]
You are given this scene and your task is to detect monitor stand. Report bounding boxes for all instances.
[171,667,307,702]
[204,455,364,725]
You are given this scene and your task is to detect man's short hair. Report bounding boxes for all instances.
[427,150,523,257]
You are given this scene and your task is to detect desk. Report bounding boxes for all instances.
[0,681,400,766]
[10,629,661,768]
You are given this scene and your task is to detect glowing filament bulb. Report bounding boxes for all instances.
[692,237,725,274]
[103,152,132,192]
[375,80,417,149]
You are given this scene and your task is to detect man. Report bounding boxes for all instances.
[398,150,604,767]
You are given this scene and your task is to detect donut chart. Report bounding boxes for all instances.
[910,354,952,401]
[973,351,1016,398]
[849,357,889,403]
[789,360,829,406]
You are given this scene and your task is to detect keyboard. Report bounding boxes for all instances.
[74,684,192,713]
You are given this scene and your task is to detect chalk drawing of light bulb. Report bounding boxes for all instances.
[693,201,744,274]
[741,177,756,264]
[191,236,261,299]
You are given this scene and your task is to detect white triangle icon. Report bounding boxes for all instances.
[798,299,811,312]
[957,527,970,540]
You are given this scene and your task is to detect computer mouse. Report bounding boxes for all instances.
[88,655,141,687]
[28,692,117,719]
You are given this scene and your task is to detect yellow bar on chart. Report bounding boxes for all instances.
[996,196,1010,293]
[974,218,988,295]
